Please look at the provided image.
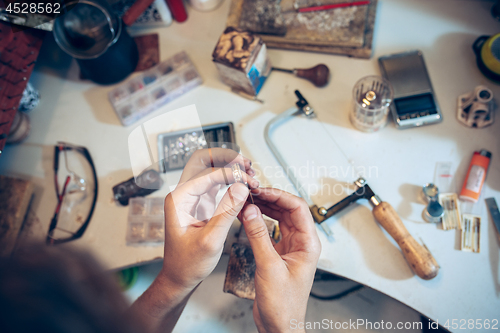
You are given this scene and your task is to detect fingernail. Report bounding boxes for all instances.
[249,178,259,189]
[243,205,258,221]
[248,168,256,176]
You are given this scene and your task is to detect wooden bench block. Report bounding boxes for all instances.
[223,219,279,300]
[0,175,33,257]
[223,242,257,300]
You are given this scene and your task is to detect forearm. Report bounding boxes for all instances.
[129,272,196,333]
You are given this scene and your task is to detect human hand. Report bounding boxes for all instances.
[239,188,321,333]
[161,149,258,291]
[174,148,255,223]
[130,148,258,333]
[177,147,255,183]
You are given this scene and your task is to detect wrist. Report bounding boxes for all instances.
[257,318,306,333]
[258,326,305,333]
[154,269,197,304]
[129,269,197,333]
[133,270,195,320]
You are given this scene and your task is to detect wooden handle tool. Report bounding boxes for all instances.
[372,201,439,280]
[311,178,439,280]
[272,64,330,87]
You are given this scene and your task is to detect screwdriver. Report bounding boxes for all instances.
[271,64,330,87]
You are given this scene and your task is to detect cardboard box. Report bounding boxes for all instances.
[212,27,271,96]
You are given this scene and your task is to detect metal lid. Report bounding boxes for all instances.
[479,149,492,159]
[423,183,439,200]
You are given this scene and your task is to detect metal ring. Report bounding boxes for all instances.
[232,163,243,184]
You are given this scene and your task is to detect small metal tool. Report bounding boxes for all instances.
[422,183,444,223]
[264,91,439,280]
[486,197,500,240]
[232,163,254,204]
[461,214,481,253]
[440,193,461,230]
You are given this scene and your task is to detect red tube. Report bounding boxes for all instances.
[165,0,188,22]
[298,1,370,13]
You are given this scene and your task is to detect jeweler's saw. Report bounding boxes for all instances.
[264,91,439,280]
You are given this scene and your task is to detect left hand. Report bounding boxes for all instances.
[130,149,258,333]
[160,149,258,291]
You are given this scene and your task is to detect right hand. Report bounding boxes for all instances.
[238,188,321,333]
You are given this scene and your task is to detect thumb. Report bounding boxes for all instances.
[205,182,249,239]
[241,205,279,267]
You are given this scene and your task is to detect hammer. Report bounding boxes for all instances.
[310,178,439,280]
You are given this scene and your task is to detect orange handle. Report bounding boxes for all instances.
[372,202,439,280]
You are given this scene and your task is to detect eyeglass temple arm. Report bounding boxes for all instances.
[53,145,60,172]
[74,146,98,238]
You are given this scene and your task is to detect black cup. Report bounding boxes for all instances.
[76,20,138,85]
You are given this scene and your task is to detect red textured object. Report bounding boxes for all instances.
[165,0,188,22]
[0,22,45,155]
[123,0,156,26]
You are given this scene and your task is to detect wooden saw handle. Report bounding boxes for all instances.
[372,202,439,280]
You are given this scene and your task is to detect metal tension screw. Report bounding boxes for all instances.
[354,177,366,188]
[303,105,313,116]
[318,207,328,216]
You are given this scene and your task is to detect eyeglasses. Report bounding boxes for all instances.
[47,142,98,245]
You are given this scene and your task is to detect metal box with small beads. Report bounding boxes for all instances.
[157,122,237,173]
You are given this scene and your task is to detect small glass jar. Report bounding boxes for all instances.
[350,75,394,132]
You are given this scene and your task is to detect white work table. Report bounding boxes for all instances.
[1,0,499,330]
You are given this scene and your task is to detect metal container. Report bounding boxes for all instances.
[53,0,138,85]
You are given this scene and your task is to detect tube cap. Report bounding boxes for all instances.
[478,149,492,159]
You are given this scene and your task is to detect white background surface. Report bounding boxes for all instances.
[1,0,499,330]
[125,259,425,333]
